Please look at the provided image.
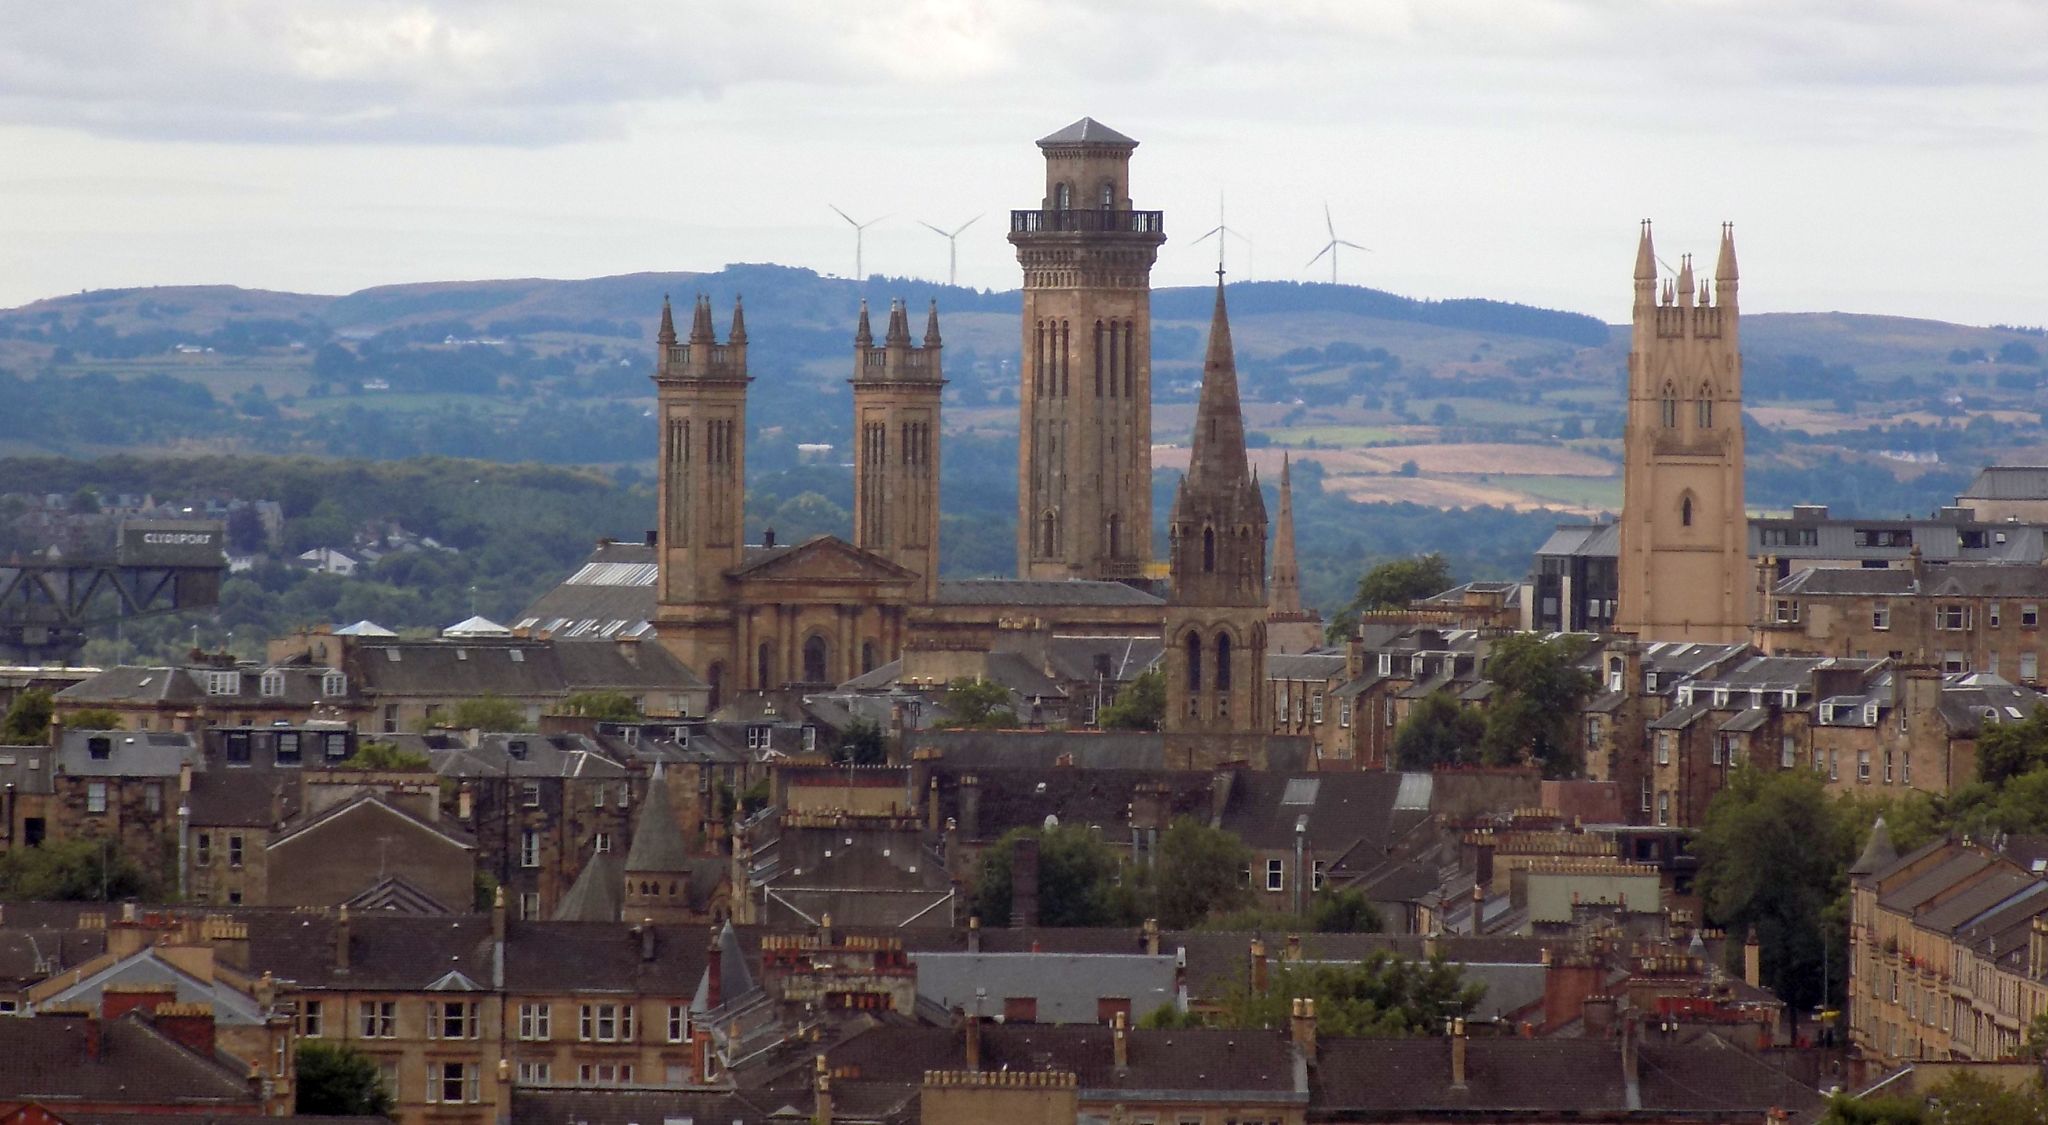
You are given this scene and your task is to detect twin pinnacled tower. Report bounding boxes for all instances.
[1615,221,1747,643]
[852,297,945,600]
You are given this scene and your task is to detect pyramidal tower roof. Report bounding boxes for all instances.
[1849,815,1899,878]
[1037,117,1138,148]
[1178,278,1259,515]
[624,765,692,874]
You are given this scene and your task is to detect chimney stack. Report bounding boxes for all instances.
[1284,933,1303,962]
[1450,1017,1468,1089]
[1290,997,1318,1065]
[1112,1009,1129,1071]
[811,1055,832,1125]
[1142,917,1160,956]
[959,774,983,840]
[1743,926,1761,989]
[1011,837,1040,928]
[967,915,982,954]
[333,906,350,975]
[1250,937,1269,993]
[492,886,507,947]
[966,989,986,1071]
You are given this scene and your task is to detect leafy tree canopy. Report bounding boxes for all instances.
[1151,817,1253,929]
[62,707,127,732]
[938,677,1017,730]
[833,718,889,766]
[1817,1072,2048,1125]
[338,740,431,771]
[1328,553,1454,640]
[1478,633,1593,776]
[438,693,529,732]
[296,1041,397,1116]
[557,691,642,722]
[2,689,53,743]
[974,824,1139,928]
[1978,705,2048,784]
[0,837,157,901]
[1392,689,1485,770]
[1100,667,1165,732]
[1209,953,1481,1037]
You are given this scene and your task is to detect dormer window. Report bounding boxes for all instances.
[206,671,241,696]
[259,671,285,698]
[87,736,111,761]
[322,671,347,696]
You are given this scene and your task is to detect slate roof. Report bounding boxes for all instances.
[1168,931,1547,1003]
[553,852,623,922]
[913,730,1167,770]
[555,639,706,691]
[515,540,658,640]
[936,766,1215,842]
[344,873,456,915]
[1535,521,1621,559]
[623,768,693,874]
[510,1086,916,1125]
[55,729,198,777]
[0,925,104,987]
[431,732,629,778]
[1780,562,2048,598]
[1961,465,2048,499]
[1314,1037,1623,1112]
[0,1011,258,1107]
[1043,635,1164,684]
[269,792,474,855]
[37,947,265,1025]
[1850,817,1899,878]
[187,765,294,827]
[242,912,496,991]
[501,921,706,996]
[1216,770,1417,852]
[0,745,55,795]
[1637,1034,1826,1115]
[824,1024,1301,1099]
[1937,672,2048,736]
[911,952,1180,1024]
[1267,652,1349,680]
[1037,117,1139,147]
[56,665,205,705]
[934,579,1163,607]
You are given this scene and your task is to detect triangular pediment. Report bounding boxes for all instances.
[730,535,919,585]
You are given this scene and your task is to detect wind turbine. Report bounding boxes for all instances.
[918,215,982,287]
[1193,193,1255,281]
[829,205,888,281]
[1306,202,1371,285]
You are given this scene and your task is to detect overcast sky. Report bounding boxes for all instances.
[3,0,2044,325]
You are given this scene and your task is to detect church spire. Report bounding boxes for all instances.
[1634,220,1656,281]
[1269,452,1304,617]
[855,299,872,348]
[924,300,942,347]
[1182,276,1254,499]
[658,294,676,347]
[729,295,747,343]
[690,294,715,343]
[885,299,911,347]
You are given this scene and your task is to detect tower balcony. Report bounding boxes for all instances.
[1010,208,1165,236]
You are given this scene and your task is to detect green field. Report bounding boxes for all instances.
[1482,473,1622,509]
[1262,425,1402,447]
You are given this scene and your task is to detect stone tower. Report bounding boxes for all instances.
[1009,117,1167,582]
[1267,453,1325,654]
[1615,222,1747,643]
[653,294,750,705]
[1162,279,1269,769]
[851,299,945,602]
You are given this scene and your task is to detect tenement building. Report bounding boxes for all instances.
[1614,222,1748,644]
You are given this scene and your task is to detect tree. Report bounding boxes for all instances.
[1211,953,1481,1037]
[296,1041,395,1116]
[1151,817,1252,928]
[338,741,431,771]
[1478,633,1593,776]
[1310,887,1383,933]
[1694,769,1856,1016]
[2,689,54,743]
[440,693,529,732]
[1328,554,1454,640]
[1978,705,2048,784]
[0,837,157,901]
[225,505,270,555]
[833,718,889,766]
[63,708,126,731]
[1391,690,1484,770]
[69,487,100,515]
[557,691,642,722]
[1100,668,1165,731]
[938,677,1017,730]
[973,824,1137,928]
[1817,1072,2048,1125]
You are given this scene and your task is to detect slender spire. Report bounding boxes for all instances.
[1716,222,1738,283]
[658,294,676,347]
[1634,220,1656,281]
[855,299,872,348]
[1269,452,1304,616]
[729,295,747,343]
[1183,276,1253,495]
[689,294,715,343]
[1675,254,1694,308]
[924,300,942,347]
[885,299,911,346]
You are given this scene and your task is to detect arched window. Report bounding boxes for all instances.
[1108,514,1122,558]
[1660,383,1678,428]
[1042,512,1057,557]
[1681,495,1694,527]
[1203,527,1216,573]
[757,642,774,689]
[1054,182,1072,211]
[1215,632,1233,691]
[706,662,725,714]
[860,641,876,676]
[1696,385,1714,429]
[802,635,829,685]
[1185,631,1203,692]
[1099,181,1115,209]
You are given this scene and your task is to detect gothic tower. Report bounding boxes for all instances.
[1009,117,1166,582]
[1266,453,1325,653]
[1615,222,1747,643]
[653,294,750,707]
[851,299,945,602]
[1162,279,1270,769]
